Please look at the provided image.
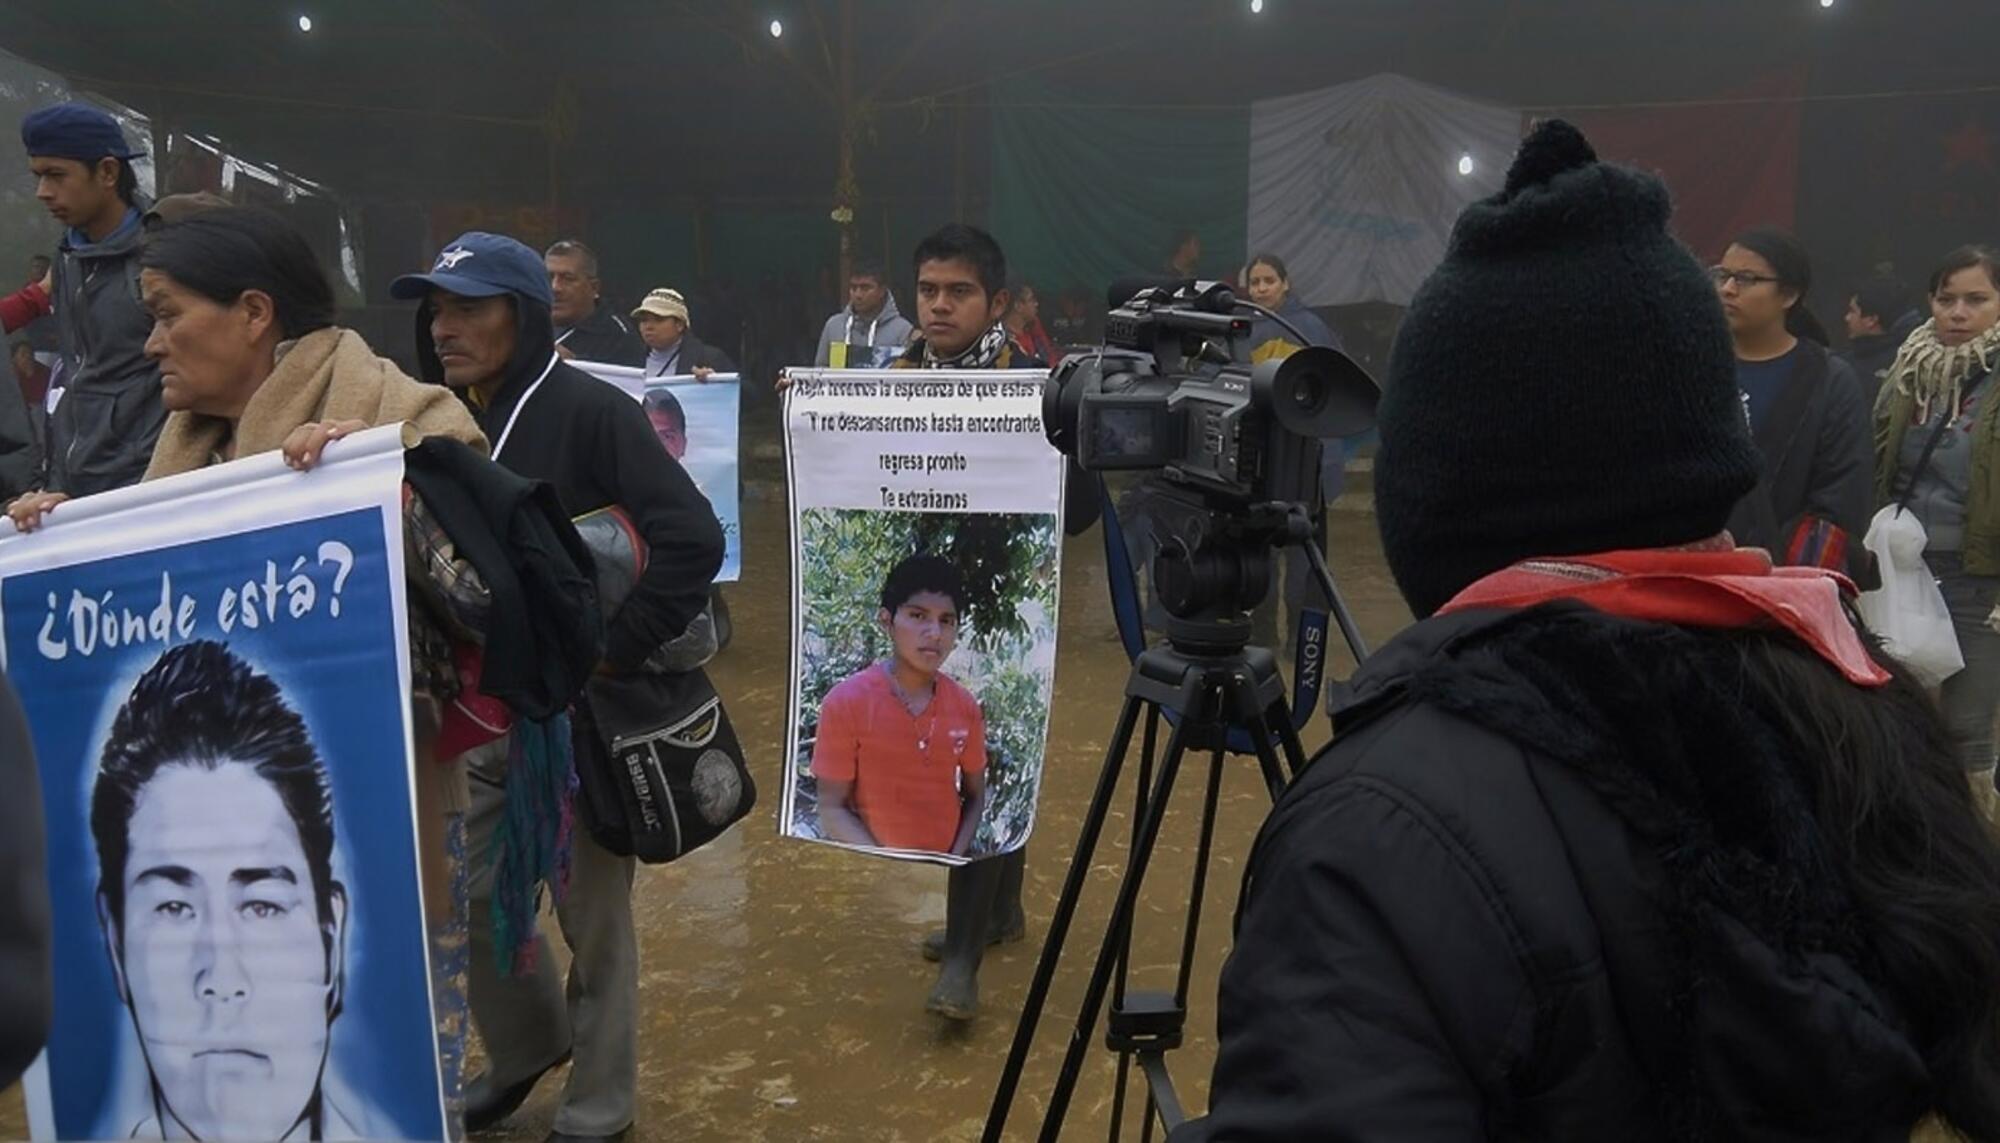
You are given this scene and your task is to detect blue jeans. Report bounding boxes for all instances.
[1929,551,2000,773]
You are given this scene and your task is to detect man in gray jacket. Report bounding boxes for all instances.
[813,261,913,368]
[23,103,164,498]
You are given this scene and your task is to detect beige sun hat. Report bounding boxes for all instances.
[632,287,690,325]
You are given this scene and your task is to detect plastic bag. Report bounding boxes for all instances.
[1853,505,1964,688]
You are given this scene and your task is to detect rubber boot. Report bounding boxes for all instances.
[920,848,1028,961]
[989,847,1026,939]
[926,856,1005,1020]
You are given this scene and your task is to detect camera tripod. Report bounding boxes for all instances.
[983,505,1362,1142]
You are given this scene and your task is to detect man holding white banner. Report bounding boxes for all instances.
[630,285,742,643]
[631,287,734,379]
[893,224,1041,1021]
[782,223,1096,1023]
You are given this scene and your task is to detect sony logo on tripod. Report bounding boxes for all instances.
[1297,623,1325,694]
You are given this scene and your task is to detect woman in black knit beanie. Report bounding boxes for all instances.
[1173,120,2000,1142]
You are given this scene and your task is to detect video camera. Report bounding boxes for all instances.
[1044,280,1376,508]
[989,281,1381,1143]
[1042,279,1378,635]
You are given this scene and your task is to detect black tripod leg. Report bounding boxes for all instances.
[1115,709,1160,1014]
[1110,1056,1131,1143]
[983,691,1150,1143]
[1303,533,1370,665]
[1176,746,1228,1009]
[1140,743,1227,1143]
[1139,1054,1187,1133]
[1109,706,1159,1143]
[1039,716,1197,1142]
[1269,695,1314,785]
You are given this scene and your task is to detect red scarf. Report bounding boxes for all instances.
[1437,539,1891,688]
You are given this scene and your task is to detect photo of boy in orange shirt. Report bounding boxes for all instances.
[811,554,989,855]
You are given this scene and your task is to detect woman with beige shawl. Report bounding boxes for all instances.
[7,208,490,1136]
[1873,245,2000,822]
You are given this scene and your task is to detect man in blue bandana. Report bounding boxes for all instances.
[18,102,163,498]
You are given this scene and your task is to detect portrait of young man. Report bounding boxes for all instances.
[644,388,688,461]
[810,554,989,857]
[90,640,370,1142]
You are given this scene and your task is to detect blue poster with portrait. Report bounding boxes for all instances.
[573,360,743,583]
[642,376,741,582]
[0,431,446,1142]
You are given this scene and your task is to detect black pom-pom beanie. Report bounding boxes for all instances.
[1375,119,1762,618]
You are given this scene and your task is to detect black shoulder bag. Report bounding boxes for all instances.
[570,506,756,864]
[1895,408,1957,517]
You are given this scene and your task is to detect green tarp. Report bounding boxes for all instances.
[990,78,1249,299]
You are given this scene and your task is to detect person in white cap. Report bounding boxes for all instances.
[633,286,738,648]
[632,288,735,379]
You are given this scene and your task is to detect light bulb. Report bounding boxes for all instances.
[297,13,313,32]
[769,18,784,37]
[1457,153,1475,176]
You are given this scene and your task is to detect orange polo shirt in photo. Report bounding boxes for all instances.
[811,665,988,853]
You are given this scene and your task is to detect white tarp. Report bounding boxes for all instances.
[1247,73,1520,307]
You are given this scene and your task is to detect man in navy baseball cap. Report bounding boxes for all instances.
[6,101,163,503]
[391,232,554,397]
[392,231,552,309]
[400,230,720,1143]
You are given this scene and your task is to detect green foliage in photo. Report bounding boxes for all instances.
[791,508,1060,856]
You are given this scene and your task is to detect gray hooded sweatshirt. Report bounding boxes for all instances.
[813,293,914,368]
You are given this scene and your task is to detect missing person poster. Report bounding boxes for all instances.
[0,427,448,1143]
[781,369,1064,866]
[576,360,743,582]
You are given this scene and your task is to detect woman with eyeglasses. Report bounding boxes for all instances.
[1711,226,1872,576]
[1874,246,2000,809]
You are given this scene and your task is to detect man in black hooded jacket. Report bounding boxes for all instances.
[393,230,723,1143]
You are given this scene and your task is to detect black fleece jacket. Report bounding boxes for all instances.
[1177,605,1944,1141]
[416,294,723,671]
[557,304,647,368]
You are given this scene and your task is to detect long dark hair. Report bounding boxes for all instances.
[1735,627,2000,1135]
[1731,225,1831,347]
[112,158,138,207]
[1413,605,2000,1133]
[140,208,337,340]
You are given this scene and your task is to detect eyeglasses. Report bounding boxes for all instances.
[1708,267,1782,289]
